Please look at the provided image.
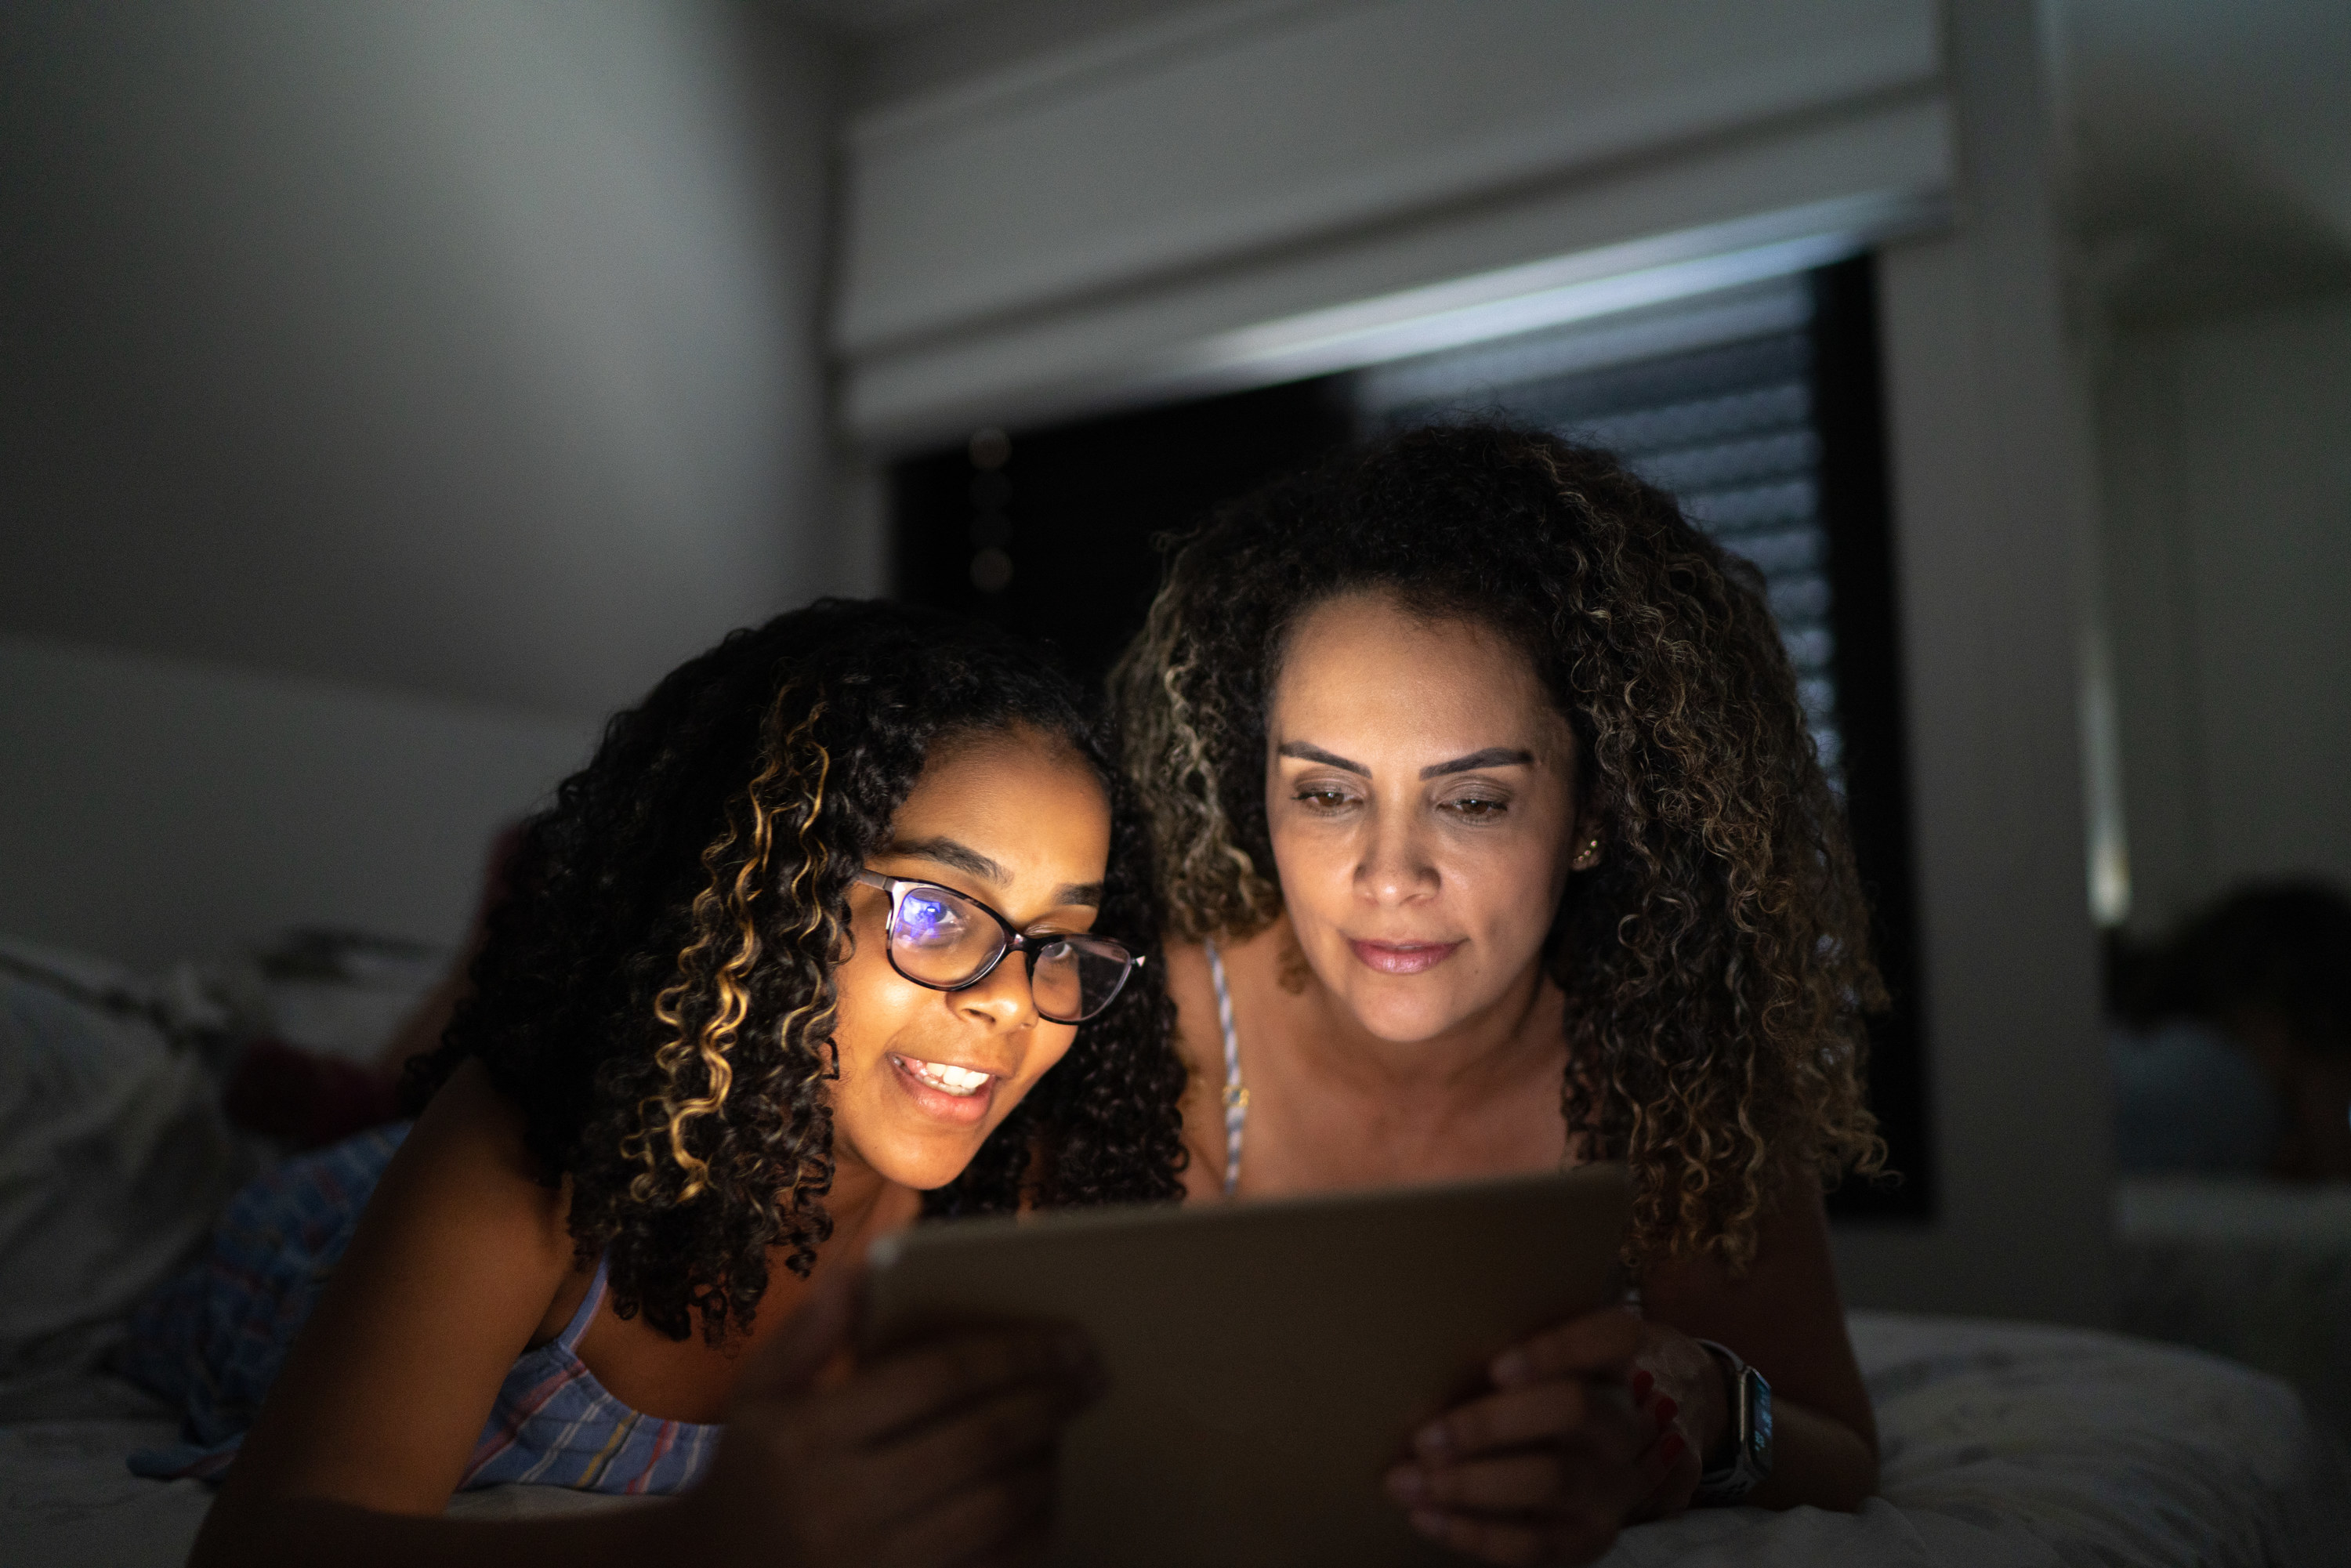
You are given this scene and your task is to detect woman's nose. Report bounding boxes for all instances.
[1355,812,1440,904]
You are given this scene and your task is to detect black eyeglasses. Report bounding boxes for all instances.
[853,870,1143,1024]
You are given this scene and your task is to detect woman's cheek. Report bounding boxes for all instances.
[1269,818,1353,907]
[1454,837,1561,946]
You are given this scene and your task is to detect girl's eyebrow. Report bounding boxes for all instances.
[889,836,1004,883]
[888,837,1103,908]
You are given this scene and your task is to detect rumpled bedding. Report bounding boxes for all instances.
[0,943,253,1385]
[9,1310,2345,1567]
[4,940,2348,1566]
[2117,1174,2351,1442]
[1602,1313,2351,1566]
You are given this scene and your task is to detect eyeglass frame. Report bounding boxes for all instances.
[851,869,1144,1023]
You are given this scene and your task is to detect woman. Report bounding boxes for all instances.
[1114,423,1885,1563]
[131,599,1186,1567]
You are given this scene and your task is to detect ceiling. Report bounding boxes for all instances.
[772,0,979,33]
[2057,0,2351,320]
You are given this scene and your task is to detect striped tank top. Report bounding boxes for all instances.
[124,1124,721,1494]
[1204,940,1248,1198]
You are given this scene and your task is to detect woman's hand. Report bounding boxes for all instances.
[1381,1309,1686,1566]
[690,1266,1107,1568]
[1621,1319,1726,1522]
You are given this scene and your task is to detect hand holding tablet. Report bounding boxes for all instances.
[865,1163,1632,1567]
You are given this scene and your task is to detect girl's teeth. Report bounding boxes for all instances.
[901,1056,989,1096]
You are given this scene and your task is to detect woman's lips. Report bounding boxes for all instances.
[1347,939,1462,976]
[888,1052,998,1126]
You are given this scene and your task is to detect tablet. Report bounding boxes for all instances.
[864,1162,1631,1568]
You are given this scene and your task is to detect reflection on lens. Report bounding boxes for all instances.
[899,892,963,946]
[893,885,999,986]
[885,878,1136,1022]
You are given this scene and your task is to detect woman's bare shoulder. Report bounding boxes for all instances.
[1158,942,1229,1197]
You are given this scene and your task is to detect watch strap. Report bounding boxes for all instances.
[1690,1338,1773,1505]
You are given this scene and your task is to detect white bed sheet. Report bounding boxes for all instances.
[2117,1175,2351,1441]
[6,1311,2346,1567]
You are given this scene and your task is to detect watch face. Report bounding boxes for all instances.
[1744,1367,1774,1475]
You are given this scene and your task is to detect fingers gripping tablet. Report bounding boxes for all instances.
[864,1164,1631,1568]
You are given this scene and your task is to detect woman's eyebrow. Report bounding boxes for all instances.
[1055,881,1104,908]
[1420,747,1535,779]
[1277,741,1369,775]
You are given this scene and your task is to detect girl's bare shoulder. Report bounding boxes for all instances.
[382,1058,571,1267]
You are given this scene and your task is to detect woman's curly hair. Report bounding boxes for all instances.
[1111,422,1885,1272]
[406,599,1186,1342]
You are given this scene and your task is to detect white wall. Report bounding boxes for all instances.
[1831,228,2111,1326]
[2098,292,2351,933]
[0,1,841,962]
[0,639,595,969]
[0,0,839,719]
[1818,1,2114,1327]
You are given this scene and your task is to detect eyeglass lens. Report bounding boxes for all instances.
[890,883,1131,1022]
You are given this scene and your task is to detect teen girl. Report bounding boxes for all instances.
[130,599,1186,1567]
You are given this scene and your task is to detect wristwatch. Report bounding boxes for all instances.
[1690,1338,1773,1506]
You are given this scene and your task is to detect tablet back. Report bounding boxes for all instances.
[864,1163,1631,1568]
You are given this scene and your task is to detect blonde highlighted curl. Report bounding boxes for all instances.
[1112,424,1886,1272]
[631,692,835,1205]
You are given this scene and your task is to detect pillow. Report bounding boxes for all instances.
[0,940,251,1378]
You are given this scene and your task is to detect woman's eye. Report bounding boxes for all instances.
[1294,787,1356,812]
[1444,796,1508,820]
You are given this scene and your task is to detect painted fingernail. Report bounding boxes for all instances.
[1409,1509,1447,1541]
[1658,1431,1686,1465]
[1631,1369,1654,1401]
[1412,1423,1454,1461]
[1385,1465,1426,1504]
[1491,1349,1532,1385]
[1654,1396,1679,1429]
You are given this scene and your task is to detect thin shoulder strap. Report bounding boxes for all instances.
[1204,939,1247,1200]
[555,1252,613,1356]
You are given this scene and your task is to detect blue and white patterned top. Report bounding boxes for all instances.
[124,1124,721,1495]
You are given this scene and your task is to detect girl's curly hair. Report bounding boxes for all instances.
[1111,422,1885,1271]
[406,599,1186,1342]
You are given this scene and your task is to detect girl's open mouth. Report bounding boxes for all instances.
[889,1052,998,1124]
